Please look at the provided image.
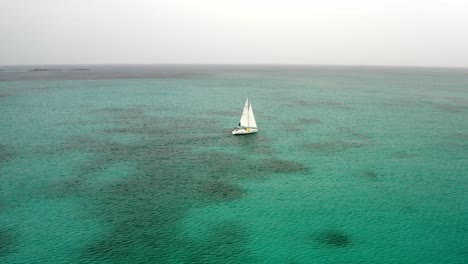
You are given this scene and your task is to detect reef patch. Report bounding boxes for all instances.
[0,144,15,167]
[314,230,352,248]
[361,170,378,180]
[0,228,16,257]
[251,159,309,174]
[198,181,245,202]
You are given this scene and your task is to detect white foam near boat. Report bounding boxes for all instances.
[232,98,258,135]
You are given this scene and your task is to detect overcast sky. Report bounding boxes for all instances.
[1,0,467,67]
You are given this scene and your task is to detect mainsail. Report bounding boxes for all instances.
[239,98,257,128]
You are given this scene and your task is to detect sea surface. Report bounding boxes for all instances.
[0,65,467,263]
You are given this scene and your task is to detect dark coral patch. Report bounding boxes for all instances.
[391,151,416,159]
[45,177,86,199]
[0,229,16,257]
[361,170,378,180]
[317,101,351,109]
[298,118,321,124]
[85,229,135,259]
[198,181,245,202]
[339,127,369,140]
[0,144,15,167]
[315,230,351,248]
[454,133,468,139]
[81,176,191,262]
[53,116,279,263]
[252,159,309,174]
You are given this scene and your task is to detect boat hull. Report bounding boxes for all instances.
[232,127,258,135]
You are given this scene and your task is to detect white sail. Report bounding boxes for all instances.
[239,98,250,127]
[247,101,257,128]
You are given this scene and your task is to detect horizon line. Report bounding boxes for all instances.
[1,63,467,70]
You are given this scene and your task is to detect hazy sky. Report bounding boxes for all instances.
[1,0,467,66]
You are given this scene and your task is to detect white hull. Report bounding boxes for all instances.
[232,127,258,135]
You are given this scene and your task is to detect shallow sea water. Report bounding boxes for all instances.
[0,65,467,263]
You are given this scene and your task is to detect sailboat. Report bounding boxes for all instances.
[232,98,258,135]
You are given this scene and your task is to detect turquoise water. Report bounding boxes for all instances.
[0,65,467,263]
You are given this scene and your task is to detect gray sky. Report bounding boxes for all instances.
[1,0,467,67]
